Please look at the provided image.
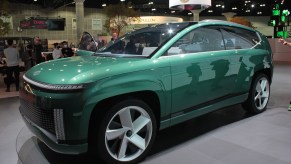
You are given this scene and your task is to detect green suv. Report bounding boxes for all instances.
[19,20,273,164]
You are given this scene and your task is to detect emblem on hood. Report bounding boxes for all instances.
[24,83,34,95]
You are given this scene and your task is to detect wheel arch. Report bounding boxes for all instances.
[253,67,273,84]
[87,90,161,150]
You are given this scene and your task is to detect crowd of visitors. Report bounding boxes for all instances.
[0,32,151,92]
[0,36,75,92]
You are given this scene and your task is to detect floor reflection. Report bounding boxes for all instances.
[17,105,252,164]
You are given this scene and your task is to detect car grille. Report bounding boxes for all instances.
[19,98,55,135]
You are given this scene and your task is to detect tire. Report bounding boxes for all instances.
[242,73,270,114]
[92,99,157,164]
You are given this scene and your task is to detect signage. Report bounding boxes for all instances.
[92,19,102,30]
[19,18,65,30]
[72,18,76,29]
[20,19,47,29]
[0,16,13,29]
[131,16,183,24]
[170,0,211,10]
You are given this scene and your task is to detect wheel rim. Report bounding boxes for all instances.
[254,77,270,110]
[105,106,153,162]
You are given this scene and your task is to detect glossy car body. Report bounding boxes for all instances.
[19,20,273,162]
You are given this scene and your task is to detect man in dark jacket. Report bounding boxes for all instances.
[34,37,44,64]
[61,41,74,57]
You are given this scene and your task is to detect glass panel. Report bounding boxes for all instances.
[166,26,224,56]
[97,22,192,57]
[221,27,258,50]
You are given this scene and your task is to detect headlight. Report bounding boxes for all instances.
[54,108,66,141]
[23,75,87,91]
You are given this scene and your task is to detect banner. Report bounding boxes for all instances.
[0,16,13,29]
[131,16,183,24]
[169,0,211,10]
[20,19,47,29]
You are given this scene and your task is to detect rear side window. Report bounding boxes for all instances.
[166,26,224,56]
[220,27,259,50]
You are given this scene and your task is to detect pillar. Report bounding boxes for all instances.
[222,12,236,21]
[190,9,202,22]
[75,0,85,42]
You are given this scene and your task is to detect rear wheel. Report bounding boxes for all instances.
[92,99,157,164]
[242,73,270,114]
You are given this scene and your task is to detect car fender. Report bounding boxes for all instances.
[79,71,171,136]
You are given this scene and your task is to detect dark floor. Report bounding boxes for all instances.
[0,63,291,164]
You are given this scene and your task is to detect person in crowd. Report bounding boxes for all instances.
[86,40,98,52]
[52,43,63,59]
[34,37,44,64]
[23,44,35,70]
[109,32,118,44]
[0,52,7,76]
[61,41,74,57]
[101,39,107,48]
[3,40,20,92]
[109,32,124,53]
[278,38,291,111]
[125,37,137,54]
[278,38,291,47]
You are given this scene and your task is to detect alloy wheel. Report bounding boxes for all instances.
[254,77,270,110]
[105,106,153,162]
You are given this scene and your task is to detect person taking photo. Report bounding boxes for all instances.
[278,38,291,47]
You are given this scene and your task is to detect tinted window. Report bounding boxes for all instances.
[166,26,224,56]
[97,22,192,57]
[220,27,259,50]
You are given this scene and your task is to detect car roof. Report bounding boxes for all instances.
[198,19,256,32]
[161,19,256,32]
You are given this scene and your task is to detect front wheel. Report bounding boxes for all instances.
[92,99,157,164]
[242,73,270,114]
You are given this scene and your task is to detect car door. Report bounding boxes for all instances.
[76,32,98,56]
[220,27,260,93]
[166,26,235,118]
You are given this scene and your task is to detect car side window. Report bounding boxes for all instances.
[78,33,97,52]
[220,27,258,50]
[166,26,224,56]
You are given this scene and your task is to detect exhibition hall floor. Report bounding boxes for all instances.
[0,63,291,164]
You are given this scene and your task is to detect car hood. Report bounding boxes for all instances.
[25,55,146,84]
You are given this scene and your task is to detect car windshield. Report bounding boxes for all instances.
[95,22,192,57]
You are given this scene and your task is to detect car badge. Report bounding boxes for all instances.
[24,83,34,95]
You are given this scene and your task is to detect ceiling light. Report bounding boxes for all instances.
[120,0,125,2]
[171,11,175,13]
[34,0,37,1]
[152,8,156,11]
[148,2,153,5]
[251,4,255,8]
[102,3,106,7]
[208,10,213,13]
[257,11,262,15]
[188,13,192,15]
